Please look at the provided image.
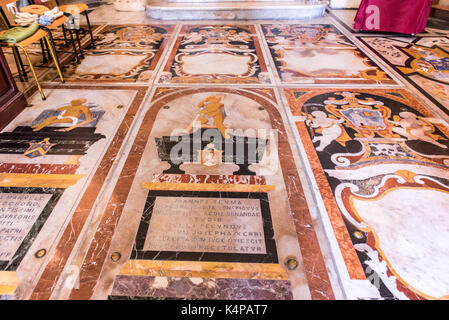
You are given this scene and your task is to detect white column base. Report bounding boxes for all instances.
[146,1,329,20]
[329,0,360,9]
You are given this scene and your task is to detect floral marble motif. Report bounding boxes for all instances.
[160,25,270,84]
[286,88,449,300]
[360,36,449,114]
[55,25,174,83]
[261,24,395,84]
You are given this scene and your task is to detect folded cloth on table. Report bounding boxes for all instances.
[43,7,64,19]
[39,14,54,26]
[0,22,39,43]
[14,12,39,26]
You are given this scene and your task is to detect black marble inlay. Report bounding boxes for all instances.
[0,127,105,156]
[155,128,267,176]
[130,190,278,264]
[0,187,64,271]
[301,91,449,171]
[296,89,449,300]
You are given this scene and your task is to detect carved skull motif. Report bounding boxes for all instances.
[370,143,408,157]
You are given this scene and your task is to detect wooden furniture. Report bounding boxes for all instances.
[0,26,65,100]
[0,46,27,131]
[57,2,96,49]
[0,0,65,100]
[32,0,96,49]
[19,3,84,64]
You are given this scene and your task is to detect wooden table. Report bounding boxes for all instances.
[0,46,27,130]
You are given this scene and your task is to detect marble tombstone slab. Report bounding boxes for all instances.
[43,87,334,300]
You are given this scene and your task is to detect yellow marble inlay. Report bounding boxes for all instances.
[143,182,275,193]
[0,173,85,188]
[0,271,19,295]
[0,285,16,295]
[119,260,288,280]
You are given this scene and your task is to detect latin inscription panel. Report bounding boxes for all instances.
[144,197,267,254]
[0,193,52,261]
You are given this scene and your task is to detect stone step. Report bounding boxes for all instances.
[146,1,329,20]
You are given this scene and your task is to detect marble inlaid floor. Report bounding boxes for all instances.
[1,2,449,301]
